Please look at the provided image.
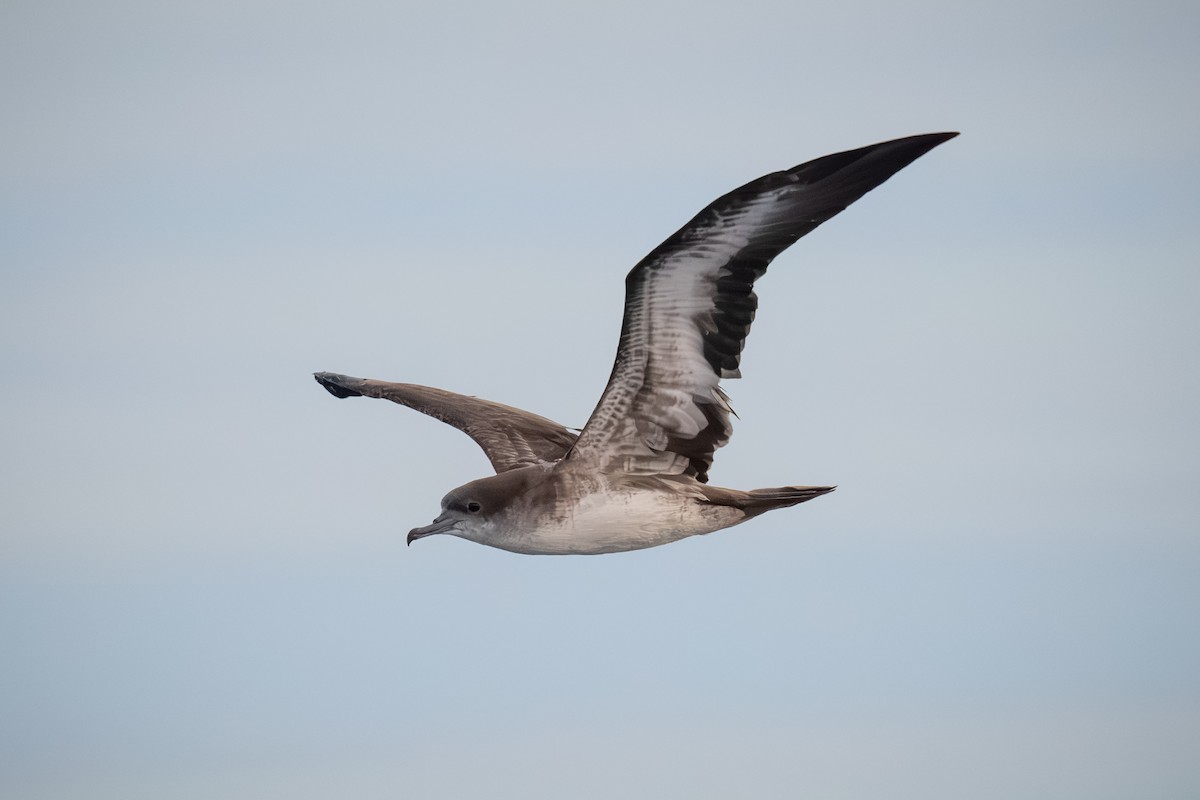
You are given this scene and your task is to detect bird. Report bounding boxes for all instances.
[315,132,957,555]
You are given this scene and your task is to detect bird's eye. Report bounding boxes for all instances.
[467,501,481,513]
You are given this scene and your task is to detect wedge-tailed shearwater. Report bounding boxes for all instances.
[315,132,957,554]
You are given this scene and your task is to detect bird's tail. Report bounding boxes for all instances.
[700,483,835,519]
[739,485,836,518]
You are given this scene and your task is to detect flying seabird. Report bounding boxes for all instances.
[315,132,957,555]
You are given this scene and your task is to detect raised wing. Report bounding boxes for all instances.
[566,132,958,481]
[314,372,577,473]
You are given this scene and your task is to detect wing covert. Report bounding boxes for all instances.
[566,132,958,481]
[314,372,578,473]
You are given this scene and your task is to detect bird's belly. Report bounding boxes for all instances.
[499,488,743,555]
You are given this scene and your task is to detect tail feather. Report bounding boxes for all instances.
[699,483,835,519]
[741,485,836,517]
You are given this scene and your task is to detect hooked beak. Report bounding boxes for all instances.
[407,514,459,546]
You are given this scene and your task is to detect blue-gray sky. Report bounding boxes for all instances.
[3,1,1198,797]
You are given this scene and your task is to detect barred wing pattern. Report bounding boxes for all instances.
[566,133,957,482]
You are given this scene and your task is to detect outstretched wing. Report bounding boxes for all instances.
[314,372,578,473]
[566,132,958,482]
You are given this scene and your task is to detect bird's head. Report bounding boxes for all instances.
[407,467,539,547]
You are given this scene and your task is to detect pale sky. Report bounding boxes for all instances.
[2,1,1198,798]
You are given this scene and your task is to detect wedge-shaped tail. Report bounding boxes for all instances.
[742,485,836,517]
[700,484,836,519]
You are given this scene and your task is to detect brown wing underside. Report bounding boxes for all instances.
[314,372,578,473]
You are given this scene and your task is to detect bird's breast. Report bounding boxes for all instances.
[492,479,743,555]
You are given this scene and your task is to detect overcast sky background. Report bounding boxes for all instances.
[3,1,1198,797]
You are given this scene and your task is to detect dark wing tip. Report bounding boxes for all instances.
[313,371,364,399]
[862,130,960,165]
[785,131,960,189]
[893,131,959,157]
[881,131,960,148]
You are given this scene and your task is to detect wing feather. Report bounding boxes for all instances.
[566,133,958,481]
[314,372,577,473]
